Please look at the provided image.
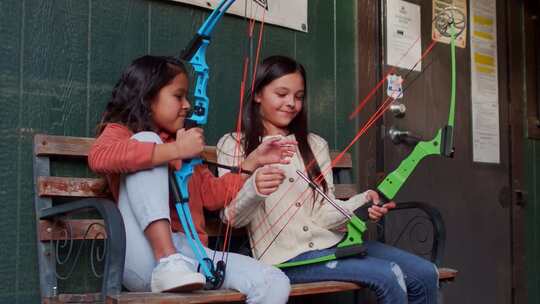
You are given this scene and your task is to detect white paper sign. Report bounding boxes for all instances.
[386,0,422,71]
[169,0,308,32]
[470,0,500,164]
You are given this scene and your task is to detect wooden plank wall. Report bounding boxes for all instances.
[526,140,540,303]
[0,0,358,302]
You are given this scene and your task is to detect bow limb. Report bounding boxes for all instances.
[377,21,458,202]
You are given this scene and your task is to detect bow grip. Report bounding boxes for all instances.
[174,158,203,204]
[376,190,390,204]
[353,189,391,221]
[353,202,373,221]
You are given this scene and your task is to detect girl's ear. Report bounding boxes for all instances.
[254,93,262,104]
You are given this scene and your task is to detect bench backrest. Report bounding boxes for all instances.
[34,134,358,240]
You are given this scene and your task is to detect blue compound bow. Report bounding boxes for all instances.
[168,0,267,289]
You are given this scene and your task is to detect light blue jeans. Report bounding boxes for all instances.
[282,241,439,304]
[118,132,290,304]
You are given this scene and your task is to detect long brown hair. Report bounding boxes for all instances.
[241,55,328,194]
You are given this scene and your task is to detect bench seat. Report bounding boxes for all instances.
[43,269,457,303]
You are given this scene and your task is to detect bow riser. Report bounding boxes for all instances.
[189,41,211,125]
[277,218,367,268]
[377,130,442,201]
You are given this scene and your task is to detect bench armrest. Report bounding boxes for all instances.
[40,198,126,300]
[377,201,446,266]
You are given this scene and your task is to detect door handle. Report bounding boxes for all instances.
[388,126,422,145]
[389,101,406,117]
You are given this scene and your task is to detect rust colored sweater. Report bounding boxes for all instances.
[88,123,244,245]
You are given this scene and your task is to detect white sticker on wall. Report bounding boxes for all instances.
[169,0,308,32]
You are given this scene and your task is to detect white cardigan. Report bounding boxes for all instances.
[216,132,371,265]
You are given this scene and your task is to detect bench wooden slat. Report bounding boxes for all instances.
[334,184,357,199]
[38,176,110,198]
[107,289,245,303]
[290,281,360,296]
[54,270,458,304]
[438,267,458,280]
[38,176,356,202]
[105,281,360,304]
[35,134,95,157]
[44,293,102,304]
[34,134,351,168]
[329,151,352,168]
[105,270,457,304]
[40,219,106,241]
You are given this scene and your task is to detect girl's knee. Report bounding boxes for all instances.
[364,263,408,304]
[263,268,291,303]
[249,267,291,304]
[123,268,152,292]
[132,131,163,144]
[389,262,407,293]
[414,262,439,286]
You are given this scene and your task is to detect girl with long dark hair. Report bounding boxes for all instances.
[217,55,439,304]
[88,55,293,302]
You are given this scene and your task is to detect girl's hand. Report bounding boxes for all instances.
[242,137,297,172]
[364,190,396,222]
[175,128,205,159]
[255,166,286,196]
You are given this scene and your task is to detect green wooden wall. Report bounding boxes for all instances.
[0,0,358,302]
[526,139,540,303]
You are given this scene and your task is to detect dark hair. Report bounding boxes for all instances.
[97,55,187,134]
[242,55,328,194]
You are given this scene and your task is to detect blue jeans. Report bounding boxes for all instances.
[282,241,438,304]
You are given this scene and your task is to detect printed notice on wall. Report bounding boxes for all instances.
[170,0,308,32]
[432,0,468,48]
[386,0,422,71]
[470,0,500,163]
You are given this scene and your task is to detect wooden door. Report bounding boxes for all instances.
[357,0,515,303]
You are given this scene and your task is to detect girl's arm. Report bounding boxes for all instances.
[88,124,156,174]
[309,136,373,230]
[216,133,267,227]
[191,165,246,211]
[89,124,204,174]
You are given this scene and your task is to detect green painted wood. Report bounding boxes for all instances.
[0,0,23,301]
[297,0,336,146]
[0,0,358,301]
[88,0,149,135]
[22,0,94,296]
[335,0,358,181]
[526,139,540,304]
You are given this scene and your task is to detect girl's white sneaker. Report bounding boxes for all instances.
[150,253,206,292]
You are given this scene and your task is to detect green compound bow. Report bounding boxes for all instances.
[377,8,465,202]
[277,7,465,269]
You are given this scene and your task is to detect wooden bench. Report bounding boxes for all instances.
[33,134,457,303]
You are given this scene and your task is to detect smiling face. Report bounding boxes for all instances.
[150,72,191,134]
[255,71,305,136]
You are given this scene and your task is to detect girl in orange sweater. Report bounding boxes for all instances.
[89,55,293,302]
